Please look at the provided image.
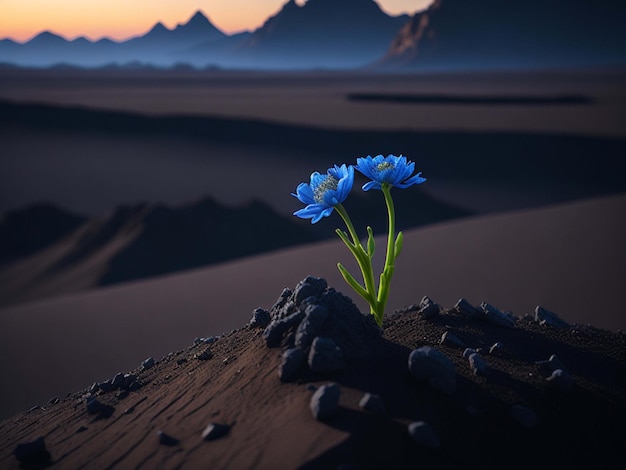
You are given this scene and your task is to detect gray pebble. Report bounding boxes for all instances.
[480,302,516,328]
[455,298,481,319]
[263,310,305,348]
[488,342,506,356]
[250,308,271,328]
[440,331,466,348]
[157,430,179,446]
[463,348,477,358]
[358,393,386,416]
[195,349,213,361]
[547,369,574,393]
[278,347,306,382]
[468,353,489,376]
[408,346,456,395]
[294,276,328,304]
[407,421,441,449]
[308,337,346,372]
[535,306,570,329]
[141,357,155,370]
[202,423,230,441]
[111,372,125,389]
[418,296,440,318]
[535,354,565,374]
[310,383,341,420]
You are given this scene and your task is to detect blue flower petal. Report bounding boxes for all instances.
[355,154,426,191]
[292,163,354,224]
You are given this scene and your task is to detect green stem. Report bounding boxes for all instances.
[334,203,378,315]
[376,183,396,325]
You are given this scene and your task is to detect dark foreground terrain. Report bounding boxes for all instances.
[2,277,624,469]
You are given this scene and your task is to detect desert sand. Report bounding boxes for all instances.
[0,193,624,423]
[0,272,624,469]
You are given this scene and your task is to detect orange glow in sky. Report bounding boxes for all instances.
[0,0,434,42]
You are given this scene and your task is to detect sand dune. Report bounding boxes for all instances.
[0,193,624,420]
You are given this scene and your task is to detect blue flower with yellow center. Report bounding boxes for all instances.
[292,164,354,223]
[355,154,426,191]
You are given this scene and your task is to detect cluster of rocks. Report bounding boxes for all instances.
[250,276,383,382]
[256,280,581,450]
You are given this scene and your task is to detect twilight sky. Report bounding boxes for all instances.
[0,0,434,42]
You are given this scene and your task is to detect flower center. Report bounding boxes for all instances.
[376,162,395,172]
[314,175,339,203]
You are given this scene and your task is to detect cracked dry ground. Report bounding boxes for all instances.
[1,300,625,470]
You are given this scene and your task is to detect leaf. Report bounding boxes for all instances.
[366,226,376,258]
[394,231,404,259]
[337,262,372,304]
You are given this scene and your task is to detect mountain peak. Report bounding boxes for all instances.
[149,22,169,34]
[189,10,209,23]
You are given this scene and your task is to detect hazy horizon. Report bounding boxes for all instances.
[0,0,433,43]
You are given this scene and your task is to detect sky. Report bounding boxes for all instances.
[0,0,434,42]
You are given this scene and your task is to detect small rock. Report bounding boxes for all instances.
[250,308,271,328]
[263,310,306,348]
[204,336,219,344]
[122,374,137,389]
[535,306,570,329]
[176,358,188,365]
[75,426,88,434]
[480,302,516,328]
[463,348,477,358]
[86,398,114,419]
[193,337,203,345]
[294,276,328,304]
[89,382,100,394]
[407,421,441,449]
[546,369,574,393]
[358,393,386,416]
[195,349,213,361]
[14,437,51,468]
[418,296,440,318]
[455,298,481,319]
[48,397,59,405]
[535,354,565,374]
[86,398,104,414]
[157,430,180,446]
[468,353,489,377]
[111,372,125,390]
[440,331,466,348]
[408,346,456,395]
[202,423,230,441]
[278,347,306,382]
[510,404,538,428]
[308,337,346,373]
[310,383,341,420]
[488,342,506,356]
[27,406,40,413]
[99,380,113,393]
[295,304,330,350]
[141,357,155,370]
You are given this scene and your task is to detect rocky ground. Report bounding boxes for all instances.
[1,276,625,469]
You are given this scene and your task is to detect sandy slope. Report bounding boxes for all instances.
[0,275,624,469]
[0,193,624,420]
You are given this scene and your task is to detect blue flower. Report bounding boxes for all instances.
[292,164,354,223]
[355,154,426,191]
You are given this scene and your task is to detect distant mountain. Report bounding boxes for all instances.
[379,0,626,70]
[0,10,228,68]
[233,0,410,69]
[0,197,322,287]
[0,1,410,69]
[0,189,471,307]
